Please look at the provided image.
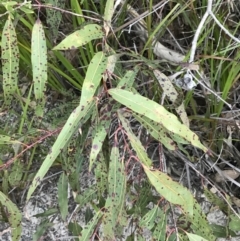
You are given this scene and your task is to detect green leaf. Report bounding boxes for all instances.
[185,232,208,241]
[58,173,68,220]
[102,147,127,239]
[89,122,107,171]
[75,187,98,207]
[1,15,19,105]
[53,24,104,50]
[0,135,22,145]
[8,161,23,187]
[229,214,240,232]
[109,89,207,152]
[142,166,215,240]
[31,19,47,117]
[79,51,107,107]
[117,67,139,89]
[19,6,34,14]
[152,209,167,240]
[204,187,229,213]
[117,112,152,167]
[34,208,58,218]
[94,153,108,196]
[103,0,114,36]
[210,224,229,238]
[133,113,177,150]
[0,191,22,241]
[68,222,82,237]
[139,205,159,230]
[143,166,194,215]
[27,100,94,201]
[78,211,102,241]
[33,220,53,241]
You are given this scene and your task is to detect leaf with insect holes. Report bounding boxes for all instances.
[0,191,22,241]
[102,147,127,239]
[1,15,19,105]
[53,24,104,50]
[27,99,94,201]
[109,89,207,152]
[78,211,102,241]
[45,0,65,43]
[58,172,68,221]
[31,19,47,117]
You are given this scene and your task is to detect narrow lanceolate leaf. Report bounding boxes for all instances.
[152,209,167,240]
[0,191,22,241]
[27,100,94,201]
[102,147,127,240]
[118,111,152,167]
[89,122,107,171]
[31,19,47,117]
[78,211,102,241]
[80,51,107,108]
[58,173,68,220]
[109,89,207,152]
[139,205,159,230]
[143,165,215,241]
[133,113,177,150]
[143,166,194,214]
[185,232,208,241]
[1,15,19,105]
[53,24,104,50]
[103,0,114,36]
[94,154,108,195]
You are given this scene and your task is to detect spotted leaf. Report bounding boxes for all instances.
[1,15,19,105]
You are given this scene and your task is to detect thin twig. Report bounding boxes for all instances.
[189,0,240,63]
